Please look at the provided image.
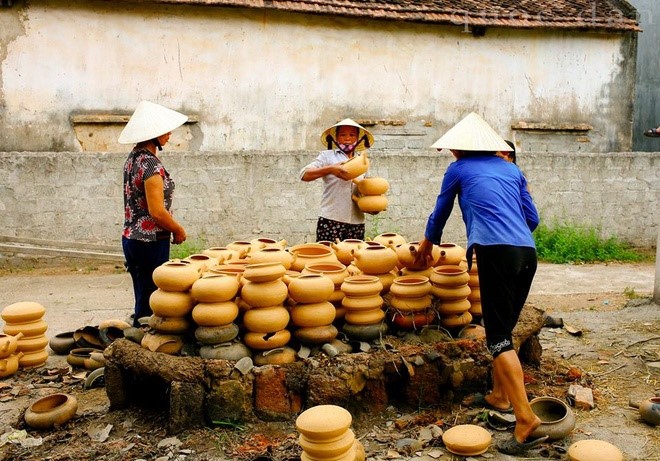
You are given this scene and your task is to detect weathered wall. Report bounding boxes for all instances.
[0,150,657,250]
[0,0,637,153]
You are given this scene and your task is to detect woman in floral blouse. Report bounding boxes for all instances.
[119,101,188,326]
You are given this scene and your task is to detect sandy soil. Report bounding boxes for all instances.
[0,262,658,461]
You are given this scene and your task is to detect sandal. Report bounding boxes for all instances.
[486,410,516,431]
[471,392,514,413]
[644,128,660,138]
[497,435,549,455]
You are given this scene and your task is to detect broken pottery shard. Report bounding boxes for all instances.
[297,345,311,359]
[564,324,582,336]
[234,357,253,375]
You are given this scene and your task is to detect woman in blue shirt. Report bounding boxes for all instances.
[415,113,546,455]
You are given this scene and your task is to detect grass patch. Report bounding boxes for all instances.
[533,222,648,264]
[169,239,208,260]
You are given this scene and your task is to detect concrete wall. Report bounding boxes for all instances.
[0,150,657,251]
[629,0,660,152]
[0,0,637,154]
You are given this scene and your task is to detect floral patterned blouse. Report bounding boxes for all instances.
[122,147,175,242]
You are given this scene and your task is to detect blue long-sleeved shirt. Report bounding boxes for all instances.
[424,155,539,251]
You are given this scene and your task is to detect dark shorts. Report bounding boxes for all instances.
[316,216,365,242]
[475,244,537,358]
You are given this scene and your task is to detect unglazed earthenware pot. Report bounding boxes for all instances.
[24,393,78,430]
[152,260,200,292]
[530,396,576,440]
[353,177,389,196]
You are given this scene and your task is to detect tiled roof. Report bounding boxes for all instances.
[129,0,640,32]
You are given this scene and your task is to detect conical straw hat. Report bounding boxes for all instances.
[118,100,188,144]
[431,112,512,152]
[321,118,374,151]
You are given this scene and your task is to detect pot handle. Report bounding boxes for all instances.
[352,194,360,203]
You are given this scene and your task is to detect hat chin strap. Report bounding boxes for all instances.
[328,135,369,154]
[152,138,163,151]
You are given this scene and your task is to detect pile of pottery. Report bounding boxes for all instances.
[1,301,49,371]
[296,405,365,461]
[302,262,350,322]
[467,255,482,318]
[191,272,245,360]
[340,275,387,341]
[431,265,473,329]
[351,244,398,293]
[388,275,434,330]
[352,177,389,214]
[145,260,200,354]
[442,424,491,456]
[288,274,338,346]
[394,240,438,281]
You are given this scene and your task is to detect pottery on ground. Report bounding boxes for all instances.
[567,439,623,461]
[340,275,383,298]
[192,301,240,327]
[302,262,349,287]
[1,301,46,324]
[66,348,96,368]
[0,332,24,358]
[296,404,352,442]
[243,306,291,333]
[240,279,288,308]
[248,247,296,270]
[289,244,340,272]
[184,254,220,272]
[457,324,486,340]
[341,294,384,312]
[191,273,240,303]
[530,396,577,440]
[288,274,336,304]
[148,315,192,334]
[152,261,200,292]
[202,246,240,262]
[16,334,49,352]
[344,308,385,325]
[294,324,339,345]
[24,393,78,430]
[431,283,471,300]
[290,301,336,328]
[331,239,365,265]
[441,424,491,456]
[3,319,48,338]
[243,329,291,350]
[194,323,240,345]
[140,333,184,355]
[242,262,287,283]
[440,311,473,328]
[19,349,49,368]
[0,352,23,378]
[225,241,253,258]
[250,237,288,252]
[149,289,196,318]
[390,310,436,330]
[253,346,297,366]
[342,322,388,341]
[390,275,432,298]
[430,266,470,287]
[199,341,251,361]
[72,325,103,349]
[437,298,471,315]
[351,245,398,275]
[299,429,356,459]
[637,397,660,425]
[388,295,433,312]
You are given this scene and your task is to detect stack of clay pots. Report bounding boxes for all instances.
[240,262,292,354]
[184,253,219,273]
[144,260,200,355]
[301,262,350,323]
[296,405,365,461]
[388,275,435,330]
[430,266,473,329]
[394,241,439,281]
[352,177,389,214]
[351,244,399,294]
[191,272,248,360]
[288,274,338,346]
[340,275,387,341]
[467,255,482,318]
[289,243,340,273]
[330,239,364,278]
[202,246,240,263]
[1,301,49,369]
[372,232,407,250]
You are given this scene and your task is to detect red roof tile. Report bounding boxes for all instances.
[121,0,641,32]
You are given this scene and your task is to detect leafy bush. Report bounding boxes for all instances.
[169,239,207,260]
[533,222,646,264]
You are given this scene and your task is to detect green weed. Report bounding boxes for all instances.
[169,238,208,260]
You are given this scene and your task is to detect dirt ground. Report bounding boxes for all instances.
[0,261,658,461]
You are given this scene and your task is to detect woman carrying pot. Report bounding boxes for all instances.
[300,119,374,242]
[414,113,547,456]
[119,101,188,327]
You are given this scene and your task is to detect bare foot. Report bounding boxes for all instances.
[513,414,542,443]
[485,393,511,412]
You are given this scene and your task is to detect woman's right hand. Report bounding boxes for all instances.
[172,227,187,245]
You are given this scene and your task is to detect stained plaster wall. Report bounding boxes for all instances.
[0,150,657,251]
[0,0,637,153]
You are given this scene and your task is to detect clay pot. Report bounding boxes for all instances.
[457,324,486,340]
[467,287,481,302]
[441,424,491,456]
[390,310,436,330]
[149,289,196,318]
[437,298,471,315]
[183,254,219,273]
[71,326,102,349]
[430,266,470,287]
[19,349,48,368]
[289,244,340,272]
[373,271,397,294]
[243,306,290,333]
[0,332,23,358]
[294,325,339,345]
[152,261,200,292]
[354,177,389,196]
[302,262,349,287]
[468,273,479,286]
[469,301,482,316]
[199,341,251,361]
[242,262,287,283]
[248,247,296,270]
[395,242,440,270]
[148,315,192,334]
[192,301,239,327]
[342,322,388,341]
[250,237,287,251]
[351,245,398,275]
[141,333,184,355]
[253,346,297,366]
[1,301,46,324]
[208,265,246,286]
[400,266,435,279]
[241,279,288,308]
[3,319,48,337]
[340,275,383,298]
[300,429,356,459]
[282,270,302,286]
[389,295,433,312]
[290,301,336,328]
[435,243,466,266]
[440,311,473,328]
[24,393,78,430]
[202,246,240,262]
[67,348,95,368]
[341,294,384,311]
[296,404,352,442]
[372,232,406,249]
[567,440,623,461]
[431,283,471,300]
[83,356,105,371]
[390,276,432,298]
[352,194,388,213]
[344,308,385,325]
[288,274,336,304]
[243,329,291,350]
[637,397,660,425]
[194,323,240,345]
[530,396,577,440]
[339,152,369,180]
[331,239,364,265]
[225,241,253,258]
[48,331,76,355]
[191,274,240,303]
[16,334,49,352]
[0,352,23,378]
